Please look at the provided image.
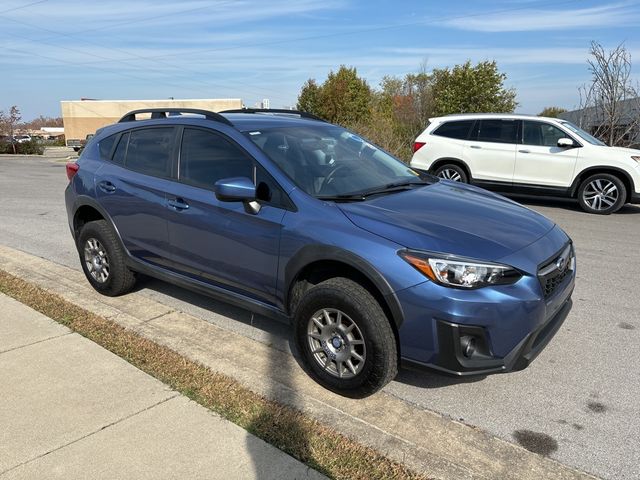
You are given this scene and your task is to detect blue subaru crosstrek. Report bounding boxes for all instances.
[65,108,575,397]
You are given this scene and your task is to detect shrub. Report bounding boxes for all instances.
[0,140,44,155]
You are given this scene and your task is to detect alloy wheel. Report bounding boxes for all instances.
[84,238,110,283]
[582,178,619,211]
[438,168,462,182]
[307,308,366,379]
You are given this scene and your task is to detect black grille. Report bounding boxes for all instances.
[538,244,573,299]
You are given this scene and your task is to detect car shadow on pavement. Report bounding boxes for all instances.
[395,366,486,389]
[135,277,292,350]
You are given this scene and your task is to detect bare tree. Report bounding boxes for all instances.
[578,41,640,147]
[0,106,22,154]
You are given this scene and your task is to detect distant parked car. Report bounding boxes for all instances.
[411,113,640,214]
[13,135,31,144]
[67,138,83,152]
[65,108,575,396]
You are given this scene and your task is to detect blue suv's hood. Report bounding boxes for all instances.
[338,181,556,261]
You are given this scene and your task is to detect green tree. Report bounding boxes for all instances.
[296,79,322,117]
[318,66,372,126]
[430,60,517,116]
[538,106,567,118]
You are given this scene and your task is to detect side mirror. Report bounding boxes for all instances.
[214,177,261,214]
[557,138,577,148]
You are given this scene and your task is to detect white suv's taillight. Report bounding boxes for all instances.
[413,142,426,153]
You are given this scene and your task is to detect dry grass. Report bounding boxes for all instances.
[0,270,427,480]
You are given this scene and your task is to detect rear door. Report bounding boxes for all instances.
[95,127,176,266]
[514,120,579,187]
[465,119,519,183]
[165,127,287,305]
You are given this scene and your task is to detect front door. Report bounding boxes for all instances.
[165,127,286,305]
[514,120,579,187]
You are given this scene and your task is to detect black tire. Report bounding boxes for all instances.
[294,277,398,398]
[577,173,626,214]
[77,219,136,296]
[434,163,468,183]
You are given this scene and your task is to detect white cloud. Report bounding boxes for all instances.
[444,2,640,32]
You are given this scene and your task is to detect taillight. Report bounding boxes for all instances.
[66,162,79,181]
[413,142,426,153]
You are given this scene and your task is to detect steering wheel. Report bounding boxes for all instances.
[320,164,349,194]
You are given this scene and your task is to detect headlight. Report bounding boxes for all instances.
[399,250,522,288]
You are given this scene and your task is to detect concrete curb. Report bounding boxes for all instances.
[0,245,598,480]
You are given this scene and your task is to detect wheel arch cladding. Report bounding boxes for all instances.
[284,246,405,333]
[571,167,634,202]
[431,158,472,179]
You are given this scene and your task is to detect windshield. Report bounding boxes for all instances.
[245,124,425,198]
[559,121,606,146]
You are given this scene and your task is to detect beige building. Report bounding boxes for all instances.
[60,98,243,145]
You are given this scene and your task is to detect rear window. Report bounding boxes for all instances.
[432,120,474,140]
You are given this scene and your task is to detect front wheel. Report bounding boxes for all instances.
[294,277,398,397]
[577,174,626,214]
[434,164,468,183]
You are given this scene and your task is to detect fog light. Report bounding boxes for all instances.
[461,335,476,358]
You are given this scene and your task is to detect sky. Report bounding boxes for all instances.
[1,0,640,120]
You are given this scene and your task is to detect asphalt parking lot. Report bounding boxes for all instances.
[1,154,638,479]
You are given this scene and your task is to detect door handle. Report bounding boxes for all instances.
[98,181,116,193]
[470,145,482,149]
[518,149,531,154]
[168,198,189,211]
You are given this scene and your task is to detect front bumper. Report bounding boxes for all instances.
[402,295,572,375]
[396,227,575,375]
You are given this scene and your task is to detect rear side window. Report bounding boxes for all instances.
[98,134,117,161]
[179,128,254,189]
[474,119,518,144]
[125,128,174,177]
[111,132,128,166]
[433,120,474,140]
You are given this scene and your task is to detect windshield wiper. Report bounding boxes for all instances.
[356,180,429,198]
[318,180,429,202]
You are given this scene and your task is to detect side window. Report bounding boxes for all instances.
[98,134,117,161]
[522,121,568,147]
[180,128,254,189]
[125,128,174,177]
[111,132,129,166]
[433,120,474,140]
[475,119,518,144]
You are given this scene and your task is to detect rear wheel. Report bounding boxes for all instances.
[434,163,468,183]
[294,277,398,397]
[577,173,626,214]
[77,220,137,296]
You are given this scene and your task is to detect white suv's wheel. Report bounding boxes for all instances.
[434,164,468,183]
[577,173,626,214]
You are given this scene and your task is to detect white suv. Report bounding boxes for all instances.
[410,113,640,214]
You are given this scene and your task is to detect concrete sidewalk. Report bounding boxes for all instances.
[0,293,324,480]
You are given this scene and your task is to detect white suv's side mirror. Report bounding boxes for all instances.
[557,138,577,148]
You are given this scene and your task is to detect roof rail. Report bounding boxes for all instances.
[220,108,326,122]
[118,108,234,127]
